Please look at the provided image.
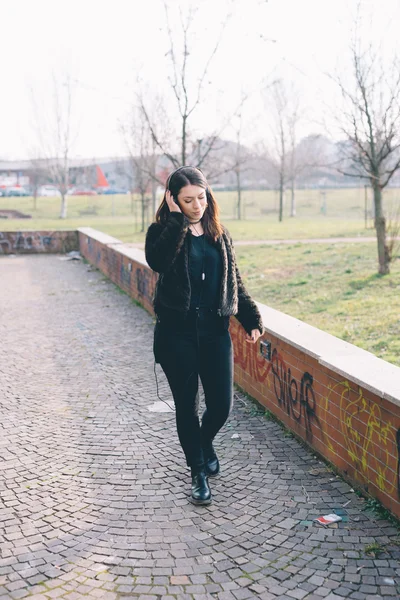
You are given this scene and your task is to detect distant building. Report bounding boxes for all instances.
[0,157,135,192]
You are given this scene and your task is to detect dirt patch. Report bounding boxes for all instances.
[0,209,32,219]
[262,266,298,280]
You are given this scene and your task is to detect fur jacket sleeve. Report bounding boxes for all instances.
[145,212,190,273]
[145,214,264,336]
[224,228,264,336]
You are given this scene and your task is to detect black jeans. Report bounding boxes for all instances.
[154,308,233,468]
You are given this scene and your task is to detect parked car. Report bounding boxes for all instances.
[2,186,30,197]
[38,185,62,197]
[101,187,129,195]
[69,188,98,196]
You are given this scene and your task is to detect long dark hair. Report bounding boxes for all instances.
[155,166,223,241]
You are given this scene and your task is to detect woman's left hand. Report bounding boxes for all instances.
[245,329,262,344]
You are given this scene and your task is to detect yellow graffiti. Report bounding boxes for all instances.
[324,381,398,495]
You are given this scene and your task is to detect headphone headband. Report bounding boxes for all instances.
[166,165,205,191]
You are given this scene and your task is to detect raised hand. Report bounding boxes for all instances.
[165,190,181,213]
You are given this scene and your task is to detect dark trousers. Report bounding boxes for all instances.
[154,308,233,468]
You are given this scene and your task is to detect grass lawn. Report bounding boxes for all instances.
[1,186,399,240]
[2,190,399,366]
[235,241,400,367]
[0,214,376,243]
[0,189,380,242]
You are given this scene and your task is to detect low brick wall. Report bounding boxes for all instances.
[0,230,79,254]
[78,228,156,315]
[78,227,400,518]
[230,316,400,518]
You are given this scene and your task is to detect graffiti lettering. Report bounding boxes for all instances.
[325,381,399,496]
[120,263,131,288]
[271,348,320,440]
[0,231,78,254]
[230,322,322,439]
[136,268,152,302]
[0,233,11,253]
[230,323,272,384]
[14,232,44,251]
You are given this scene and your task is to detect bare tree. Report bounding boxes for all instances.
[234,108,245,220]
[121,105,155,232]
[386,200,400,263]
[331,34,400,274]
[266,79,316,221]
[27,153,48,211]
[138,1,235,173]
[266,79,291,222]
[288,132,329,217]
[287,100,299,218]
[31,72,78,219]
[230,97,255,220]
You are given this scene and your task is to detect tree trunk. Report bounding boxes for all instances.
[130,191,134,214]
[279,173,284,222]
[141,192,146,232]
[33,190,37,212]
[373,183,390,274]
[134,191,138,232]
[152,177,157,219]
[59,193,67,219]
[290,179,296,217]
[181,116,187,165]
[236,170,242,220]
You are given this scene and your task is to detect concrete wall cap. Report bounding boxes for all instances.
[78,227,123,246]
[257,303,400,407]
[116,245,149,267]
[79,229,400,407]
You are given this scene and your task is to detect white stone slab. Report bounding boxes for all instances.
[79,230,400,408]
[257,303,400,407]
[77,227,123,246]
[117,245,148,267]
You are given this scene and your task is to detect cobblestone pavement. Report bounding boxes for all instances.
[1,255,399,600]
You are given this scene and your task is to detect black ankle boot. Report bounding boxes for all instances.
[205,454,220,477]
[203,442,220,477]
[190,467,212,505]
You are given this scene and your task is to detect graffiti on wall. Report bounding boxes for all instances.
[325,381,400,497]
[231,324,323,441]
[0,231,51,253]
[231,320,400,501]
[0,231,78,254]
[81,235,157,308]
[231,323,272,384]
[0,232,11,253]
[120,262,131,289]
[136,268,153,303]
[271,348,322,441]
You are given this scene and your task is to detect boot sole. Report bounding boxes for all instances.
[190,495,212,506]
[205,461,220,477]
[205,467,220,477]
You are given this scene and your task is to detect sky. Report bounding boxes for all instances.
[1,0,399,160]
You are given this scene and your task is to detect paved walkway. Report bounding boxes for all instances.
[0,255,399,600]
[126,237,376,249]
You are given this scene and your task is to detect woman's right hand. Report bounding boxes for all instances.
[165,190,182,213]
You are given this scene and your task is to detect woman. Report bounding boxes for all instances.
[145,166,263,505]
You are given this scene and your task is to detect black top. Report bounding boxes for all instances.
[189,234,223,310]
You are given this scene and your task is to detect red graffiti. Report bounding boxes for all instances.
[230,322,272,383]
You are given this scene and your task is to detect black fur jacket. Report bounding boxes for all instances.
[145,212,264,335]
